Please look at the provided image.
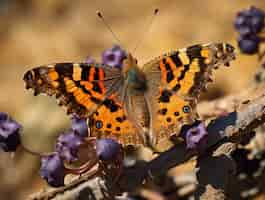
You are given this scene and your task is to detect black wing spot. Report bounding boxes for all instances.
[103,99,119,112]
[116,127,121,131]
[158,108,167,115]
[166,71,174,83]
[116,117,124,123]
[54,63,73,77]
[80,64,92,80]
[166,117,172,122]
[158,90,172,103]
[94,67,99,80]
[178,64,190,81]
[186,45,202,60]
[75,82,92,95]
[165,63,171,71]
[170,52,183,66]
[92,82,102,93]
[172,84,181,92]
[90,97,101,104]
[107,123,112,128]
[174,111,180,116]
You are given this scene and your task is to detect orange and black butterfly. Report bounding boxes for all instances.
[23,43,235,148]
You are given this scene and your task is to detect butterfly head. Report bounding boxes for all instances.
[122,53,146,90]
[121,53,137,72]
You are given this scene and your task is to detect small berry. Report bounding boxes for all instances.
[181,121,208,151]
[56,130,84,162]
[40,153,65,187]
[234,6,265,36]
[96,138,121,161]
[238,35,260,54]
[71,114,88,138]
[102,45,126,68]
[0,112,21,152]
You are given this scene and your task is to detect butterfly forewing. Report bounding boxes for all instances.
[23,62,122,117]
[142,43,235,145]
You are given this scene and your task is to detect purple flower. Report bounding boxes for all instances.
[40,153,65,187]
[181,121,208,151]
[56,130,84,162]
[234,6,265,36]
[71,114,88,138]
[238,34,260,54]
[0,112,21,152]
[234,6,265,55]
[96,138,121,161]
[102,45,126,68]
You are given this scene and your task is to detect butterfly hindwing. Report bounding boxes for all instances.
[89,94,144,146]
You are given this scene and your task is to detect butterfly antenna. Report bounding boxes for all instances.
[96,10,123,46]
[132,8,159,54]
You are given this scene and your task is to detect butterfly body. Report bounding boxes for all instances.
[121,53,147,92]
[24,43,236,148]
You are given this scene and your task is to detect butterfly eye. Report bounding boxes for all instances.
[183,105,191,113]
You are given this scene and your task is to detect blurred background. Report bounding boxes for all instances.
[0,0,264,199]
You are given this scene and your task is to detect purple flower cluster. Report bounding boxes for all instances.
[181,121,208,152]
[40,115,122,187]
[86,45,127,69]
[96,138,121,161]
[71,114,88,138]
[40,115,88,187]
[55,130,84,162]
[0,46,126,188]
[40,153,65,187]
[0,112,21,152]
[102,45,126,68]
[234,6,265,54]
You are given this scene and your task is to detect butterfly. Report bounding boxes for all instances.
[23,43,235,148]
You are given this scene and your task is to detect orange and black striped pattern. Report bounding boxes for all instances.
[23,63,122,117]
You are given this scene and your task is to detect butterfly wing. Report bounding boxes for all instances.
[24,62,144,146]
[89,94,144,146]
[142,43,235,146]
[23,63,122,117]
